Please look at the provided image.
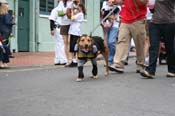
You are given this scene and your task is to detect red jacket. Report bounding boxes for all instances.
[120,0,147,23]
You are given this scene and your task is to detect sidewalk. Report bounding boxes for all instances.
[9,52,55,67]
[8,51,136,67]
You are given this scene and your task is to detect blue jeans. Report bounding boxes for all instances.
[107,26,119,65]
[146,23,175,74]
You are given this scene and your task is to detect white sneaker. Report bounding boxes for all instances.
[166,72,175,78]
[108,64,124,73]
[0,64,5,68]
[76,78,84,82]
[136,64,146,73]
[140,70,155,79]
[90,75,99,79]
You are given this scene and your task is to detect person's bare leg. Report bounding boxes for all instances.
[145,36,150,58]
[62,35,70,64]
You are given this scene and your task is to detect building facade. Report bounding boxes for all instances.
[7,0,104,52]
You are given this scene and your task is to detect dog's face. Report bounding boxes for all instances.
[78,35,93,53]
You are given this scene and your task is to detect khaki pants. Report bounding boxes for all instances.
[114,19,146,68]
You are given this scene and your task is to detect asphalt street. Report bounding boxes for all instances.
[0,58,175,116]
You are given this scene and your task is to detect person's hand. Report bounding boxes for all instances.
[51,30,55,36]
[2,47,6,53]
[66,8,72,19]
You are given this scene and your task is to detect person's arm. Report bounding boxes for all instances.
[4,14,13,26]
[71,12,84,23]
[49,9,57,36]
[136,0,149,5]
[50,20,56,36]
[50,20,56,34]
[113,0,123,5]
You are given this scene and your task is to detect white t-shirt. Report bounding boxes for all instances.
[49,6,61,25]
[68,12,84,36]
[101,1,113,11]
[57,0,73,25]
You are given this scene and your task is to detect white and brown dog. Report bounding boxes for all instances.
[74,34,109,81]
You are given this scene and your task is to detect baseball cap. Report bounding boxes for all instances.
[0,0,8,4]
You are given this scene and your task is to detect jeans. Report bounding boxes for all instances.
[2,45,10,63]
[146,23,175,74]
[107,26,119,65]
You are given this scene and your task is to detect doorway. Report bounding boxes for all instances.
[18,0,29,51]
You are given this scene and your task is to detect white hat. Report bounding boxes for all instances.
[0,0,8,4]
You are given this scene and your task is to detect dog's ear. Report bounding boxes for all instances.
[90,37,95,44]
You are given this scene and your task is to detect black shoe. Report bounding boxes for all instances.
[65,62,77,67]
[54,63,66,65]
[70,62,77,67]
[124,62,128,65]
[9,55,15,58]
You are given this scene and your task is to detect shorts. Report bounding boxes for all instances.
[69,34,80,53]
[60,25,70,35]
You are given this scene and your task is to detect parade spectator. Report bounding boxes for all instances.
[101,0,121,65]
[67,3,86,67]
[109,0,148,73]
[107,6,121,65]
[101,0,114,41]
[0,34,5,68]
[141,0,175,78]
[0,0,11,67]
[57,0,73,66]
[49,0,67,65]
[6,10,15,58]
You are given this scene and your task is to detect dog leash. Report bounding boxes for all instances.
[89,5,118,37]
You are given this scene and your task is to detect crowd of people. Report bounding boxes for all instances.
[49,0,86,67]
[109,0,175,78]
[1,0,175,79]
[50,0,175,79]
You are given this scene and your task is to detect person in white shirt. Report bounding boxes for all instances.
[67,3,86,67]
[49,0,67,65]
[101,0,114,40]
[101,0,121,66]
[57,0,73,66]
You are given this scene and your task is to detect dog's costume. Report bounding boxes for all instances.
[75,43,98,78]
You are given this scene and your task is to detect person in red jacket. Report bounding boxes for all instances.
[109,0,148,73]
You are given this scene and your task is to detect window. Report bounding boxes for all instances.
[40,0,54,15]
